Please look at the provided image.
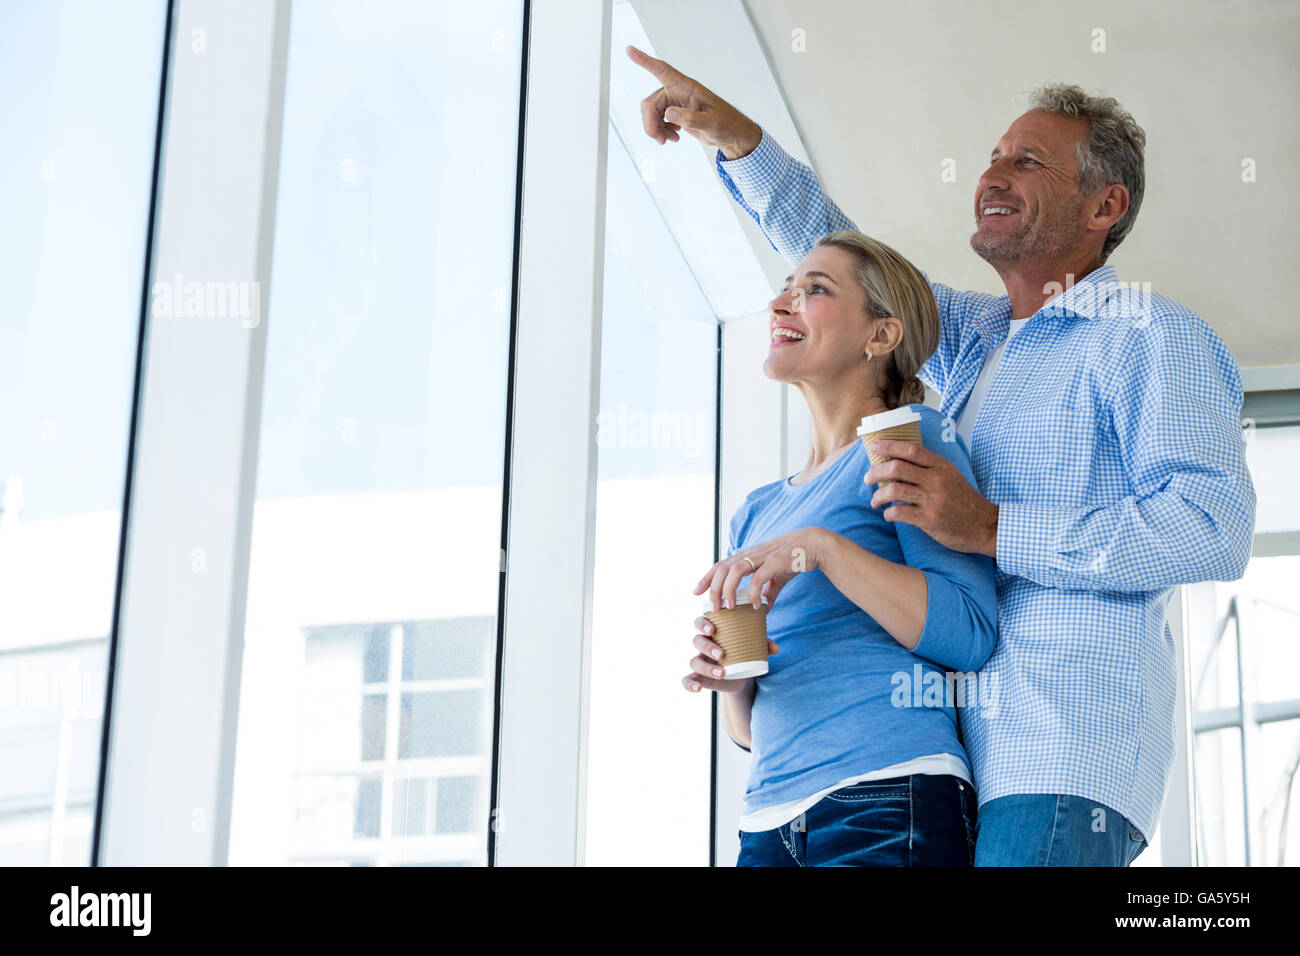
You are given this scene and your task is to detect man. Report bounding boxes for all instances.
[631,46,1257,866]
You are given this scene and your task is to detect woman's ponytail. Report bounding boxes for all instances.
[897,375,927,407]
[882,364,927,409]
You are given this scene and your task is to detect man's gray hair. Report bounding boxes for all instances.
[1028,83,1146,263]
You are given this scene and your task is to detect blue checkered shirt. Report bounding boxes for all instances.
[715,129,1257,840]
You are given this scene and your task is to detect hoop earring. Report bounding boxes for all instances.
[866,350,874,363]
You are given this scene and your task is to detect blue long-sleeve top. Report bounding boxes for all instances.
[730,403,998,812]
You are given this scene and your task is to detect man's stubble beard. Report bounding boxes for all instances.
[970,193,1086,266]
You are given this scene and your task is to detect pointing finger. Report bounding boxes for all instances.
[626,45,682,85]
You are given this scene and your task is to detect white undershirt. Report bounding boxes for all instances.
[956,316,1032,451]
[737,752,973,832]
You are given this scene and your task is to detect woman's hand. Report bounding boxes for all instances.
[693,527,833,612]
[682,615,780,694]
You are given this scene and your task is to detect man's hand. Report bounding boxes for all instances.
[626,45,762,160]
[864,440,1000,558]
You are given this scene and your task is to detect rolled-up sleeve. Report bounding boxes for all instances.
[715,128,858,265]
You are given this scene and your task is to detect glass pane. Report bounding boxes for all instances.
[0,0,167,866]
[291,773,382,848]
[391,777,434,837]
[398,692,485,759]
[228,0,523,868]
[354,777,383,839]
[360,695,387,762]
[402,618,493,681]
[1194,726,1245,866]
[0,729,59,806]
[55,804,94,866]
[0,810,51,867]
[1257,718,1300,866]
[66,721,103,794]
[0,643,109,867]
[362,627,391,685]
[299,625,378,766]
[434,776,479,834]
[585,34,722,858]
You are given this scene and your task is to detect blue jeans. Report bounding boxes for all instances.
[736,774,976,867]
[973,793,1148,866]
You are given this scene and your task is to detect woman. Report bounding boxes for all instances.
[685,230,998,867]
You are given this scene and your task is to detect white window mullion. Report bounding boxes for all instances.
[494,0,611,867]
[97,0,291,866]
[1159,585,1198,866]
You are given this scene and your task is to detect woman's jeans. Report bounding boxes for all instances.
[736,773,975,867]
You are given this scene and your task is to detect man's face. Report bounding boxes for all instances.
[970,109,1093,265]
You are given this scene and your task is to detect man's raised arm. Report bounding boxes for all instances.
[627,45,857,265]
[627,46,973,397]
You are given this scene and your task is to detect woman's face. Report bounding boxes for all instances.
[763,244,875,385]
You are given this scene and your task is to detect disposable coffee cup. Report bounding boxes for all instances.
[857,407,923,488]
[702,587,770,679]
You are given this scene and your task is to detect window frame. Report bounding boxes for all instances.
[96,0,292,866]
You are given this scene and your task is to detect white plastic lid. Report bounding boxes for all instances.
[857,406,922,435]
[702,585,768,613]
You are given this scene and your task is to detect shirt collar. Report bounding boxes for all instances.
[972,264,1121,340]
[1039,264,1120,319]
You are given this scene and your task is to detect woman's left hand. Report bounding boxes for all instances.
[693,527,833,612]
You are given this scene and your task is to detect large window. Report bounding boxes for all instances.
[226,0,524,867]
[585,139,719,864]
[1189,424,1300,866]
[583,4,774,865]
[0,0,168,866]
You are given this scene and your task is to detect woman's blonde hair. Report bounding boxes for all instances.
[815,230,939,408]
